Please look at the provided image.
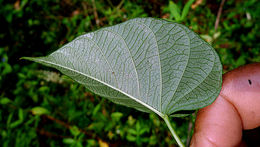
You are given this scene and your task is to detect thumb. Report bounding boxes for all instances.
[191,63,260,146]
[190,94,243,147]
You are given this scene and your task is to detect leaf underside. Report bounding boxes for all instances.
[23,18,222,117]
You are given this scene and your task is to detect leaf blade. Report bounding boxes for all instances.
[23,18,222,117]
[22,56,162,116]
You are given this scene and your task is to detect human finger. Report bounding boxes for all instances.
[190,63,260,146]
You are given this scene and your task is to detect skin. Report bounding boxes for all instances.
[190,63,260,147]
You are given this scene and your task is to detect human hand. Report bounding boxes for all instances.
[190,63,260,147]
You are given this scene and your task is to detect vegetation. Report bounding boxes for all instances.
[1,0,259,146]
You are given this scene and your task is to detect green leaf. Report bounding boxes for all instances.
[63,138,76,144]
[0,97,12,105]
[181,0,195,20]
[126,134,136,141]
[18,108,24,121]
[128,128,137,135]
[92,103,101,116]
[9,109,24,128]
[31,107,50,116]
[169,1,181,21]
[9,120,23,128]
[69,126,81,137]
[111,112,123,122]
[22,18,222,118]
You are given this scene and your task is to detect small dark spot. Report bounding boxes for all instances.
[248,79,252,85]
[112,72,115,74]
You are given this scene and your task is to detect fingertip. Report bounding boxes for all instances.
[190,95,242,147]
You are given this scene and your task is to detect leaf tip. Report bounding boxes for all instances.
[20,57,39,62]
[20,57,31,60]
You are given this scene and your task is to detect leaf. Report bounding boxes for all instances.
[98,139,109,147]
[0,97,12,105]
[169,1,181,21]
[181,0,195,20]
[31,106,50,116]
[63,138,76,144]
[111,112,123,122]
[9,109,24,128]
[69,126,81,137]
[22,18,222,118]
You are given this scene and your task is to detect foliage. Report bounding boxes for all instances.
[164,0,195,22]
[0,0,259,146]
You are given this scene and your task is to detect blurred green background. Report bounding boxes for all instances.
[0,0,259,146]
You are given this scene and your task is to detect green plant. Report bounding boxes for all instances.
[23,17,222,146]
[165,0,195,22]
[126,121,150,145]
